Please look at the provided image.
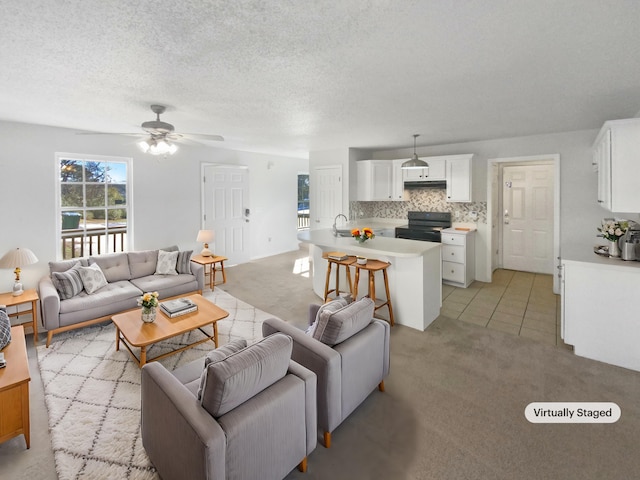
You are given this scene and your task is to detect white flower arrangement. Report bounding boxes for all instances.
[598,219,629,242]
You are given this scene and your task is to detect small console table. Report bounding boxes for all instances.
[191,254,228,290]
[0,289,39,345]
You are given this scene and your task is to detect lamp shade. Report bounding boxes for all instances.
[0,247,38,269]
[401,133,430,170]
[196,230,215,243]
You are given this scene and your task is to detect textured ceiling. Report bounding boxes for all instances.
[1,0,640,158]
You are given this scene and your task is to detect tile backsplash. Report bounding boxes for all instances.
[350,189,487,224]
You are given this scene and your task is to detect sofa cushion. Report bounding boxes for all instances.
[49,258,89,273]
[130,273,195,296]
[312,297,374,346]
[89,252,131,282]
[79,263,108,294]
[128,250,159,278]
[51,262,84,299]
[196,338,248,400]
[306,296,349,336]
[200,333,293,418]
[58,280,142,315]
[155,250,178,275]
[176,250,193,274]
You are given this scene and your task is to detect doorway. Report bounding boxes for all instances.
[201,165,250,265]
[487,155,560,293]
[312,165,343,229]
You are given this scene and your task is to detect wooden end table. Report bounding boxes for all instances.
[112,294,229,368]
[0,326,31,449]
[0,289,39,345]
[191,254,228,290]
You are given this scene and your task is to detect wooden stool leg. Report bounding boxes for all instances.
[353,268,360,299]
[382,268,394,326]
[335,265,340,297]
[368,271,376,302]
[345,265,353,297]
[323,261,332,302]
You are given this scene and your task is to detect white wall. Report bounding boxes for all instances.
[0,120,306,292]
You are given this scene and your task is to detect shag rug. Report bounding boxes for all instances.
[36,288,275,480]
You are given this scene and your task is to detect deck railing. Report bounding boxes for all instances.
[61,227,127,259]
[297,213,310,230]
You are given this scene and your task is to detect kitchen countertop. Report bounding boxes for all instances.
[562,241,640,269]
[297,228,440,258]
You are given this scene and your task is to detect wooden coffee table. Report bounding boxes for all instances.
[112,294,229,368]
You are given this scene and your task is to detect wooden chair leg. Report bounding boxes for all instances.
[323,431,332,448]
[323,262,332,302]
[298,457,308,472]
[379,380,385,392]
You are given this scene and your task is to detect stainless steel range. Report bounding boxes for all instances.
[395,211,452,242]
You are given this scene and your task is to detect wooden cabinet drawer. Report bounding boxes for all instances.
[443,261,465,284]
[442,245,465,264]
[441,233,465,246]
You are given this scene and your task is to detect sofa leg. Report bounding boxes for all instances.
[378,380,385,392]
[298,457,308,472]
[323,431,331,448]
[46,331,53,348]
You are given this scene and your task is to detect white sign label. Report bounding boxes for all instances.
[525,402,620,423]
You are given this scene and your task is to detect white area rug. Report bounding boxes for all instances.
[36,289,275,480]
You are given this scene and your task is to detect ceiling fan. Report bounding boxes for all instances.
[79,104,224,156]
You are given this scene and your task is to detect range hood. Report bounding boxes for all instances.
[403,180,447,189]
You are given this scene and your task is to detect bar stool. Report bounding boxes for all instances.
[352,259,395,326]
[323,253,357,302]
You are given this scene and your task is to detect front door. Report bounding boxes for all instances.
[203,165,250,265]
[312,165,343,229]
[502,163,555,274]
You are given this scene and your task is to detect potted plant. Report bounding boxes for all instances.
[598,219,629,257]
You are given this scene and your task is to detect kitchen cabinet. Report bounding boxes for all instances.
[357,160,406,201]
[592,118,640,212]
[402,157,445,181]
[441,229,475,287]
[446,155,473,203]
[561,258,640,371]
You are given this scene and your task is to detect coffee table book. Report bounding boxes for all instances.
[160,304,198,318]
[160,298,197,314]
[327,251,348,261]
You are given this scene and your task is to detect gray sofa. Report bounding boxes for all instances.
[141,332,317,480]
[38,247,204,346]
[262,297,390,448]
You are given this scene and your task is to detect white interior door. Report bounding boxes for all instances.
[312,165,343,229]
[502,163,554,274]
[203,165,250,265]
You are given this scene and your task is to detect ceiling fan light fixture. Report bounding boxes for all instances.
[138,136,178,155]
[401,134,429,170]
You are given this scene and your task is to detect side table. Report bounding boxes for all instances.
[0,289,39,345]
[191,254,228,291]
[0,326,31,449]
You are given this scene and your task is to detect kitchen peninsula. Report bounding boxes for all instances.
[298,227,442,331]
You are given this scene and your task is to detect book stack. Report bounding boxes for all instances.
[160,298,198,318]
[326,251,348,261]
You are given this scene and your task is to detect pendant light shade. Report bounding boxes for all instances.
[401,134,429,170]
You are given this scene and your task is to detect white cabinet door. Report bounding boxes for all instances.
[446,155,472,202]
[402,166,428,181]
[426,157,446,180]
[357,160,393,201]
[593,118,640,212]
[391,159,407,201]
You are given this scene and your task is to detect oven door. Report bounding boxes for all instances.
[395,227,441,242]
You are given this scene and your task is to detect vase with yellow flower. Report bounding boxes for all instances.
[138,291,159,323]
[351,227,375,244]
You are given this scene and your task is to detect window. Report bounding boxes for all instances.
[56,153,132,259]
[297,173,309,230]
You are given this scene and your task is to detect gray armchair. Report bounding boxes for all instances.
[262,297,390,448]
[141,333,317,480]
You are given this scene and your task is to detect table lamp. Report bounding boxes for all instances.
[196,230,215,257]
[0,247,39,296]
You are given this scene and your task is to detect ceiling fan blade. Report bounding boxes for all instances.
[180,133,224,141]
[75,131,146,137]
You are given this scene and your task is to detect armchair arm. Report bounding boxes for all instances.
[288,360,318,456]
[262,317,343,435]
[38,276,60,331]
[141,362,226,480]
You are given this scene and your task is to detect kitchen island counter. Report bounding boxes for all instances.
[298,229,442,331]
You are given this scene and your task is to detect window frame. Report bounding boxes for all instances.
[55,152,133,260]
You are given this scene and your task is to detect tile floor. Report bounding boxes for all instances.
[441,269,569,349]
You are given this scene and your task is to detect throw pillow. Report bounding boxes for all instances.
[155,250,179,275]
[51,262,84,299]
[312,297,375,346]
[0,307,11,350]
[306,296,349,336]
[79,263,108,294]
[196,338,248,400]
[176,250,193,274]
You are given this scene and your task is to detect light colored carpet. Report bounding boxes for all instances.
[35,289,273,480]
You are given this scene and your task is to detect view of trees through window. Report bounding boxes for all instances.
[58,155,130,259]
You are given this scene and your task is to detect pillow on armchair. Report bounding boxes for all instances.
[312,297,375,346]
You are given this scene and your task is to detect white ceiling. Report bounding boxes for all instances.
[1,0,639,158]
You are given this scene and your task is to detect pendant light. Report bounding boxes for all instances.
[401,134,429,170]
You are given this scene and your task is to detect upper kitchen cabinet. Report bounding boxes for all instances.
[357,160,407,201]
[593,118,640,212]
[446,154,473,202]
[402,157,446,181]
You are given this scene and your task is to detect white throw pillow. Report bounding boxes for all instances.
[155,250,179,275]
[79,263,108,294]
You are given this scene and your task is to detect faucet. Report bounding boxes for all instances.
[332,214,348,236]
